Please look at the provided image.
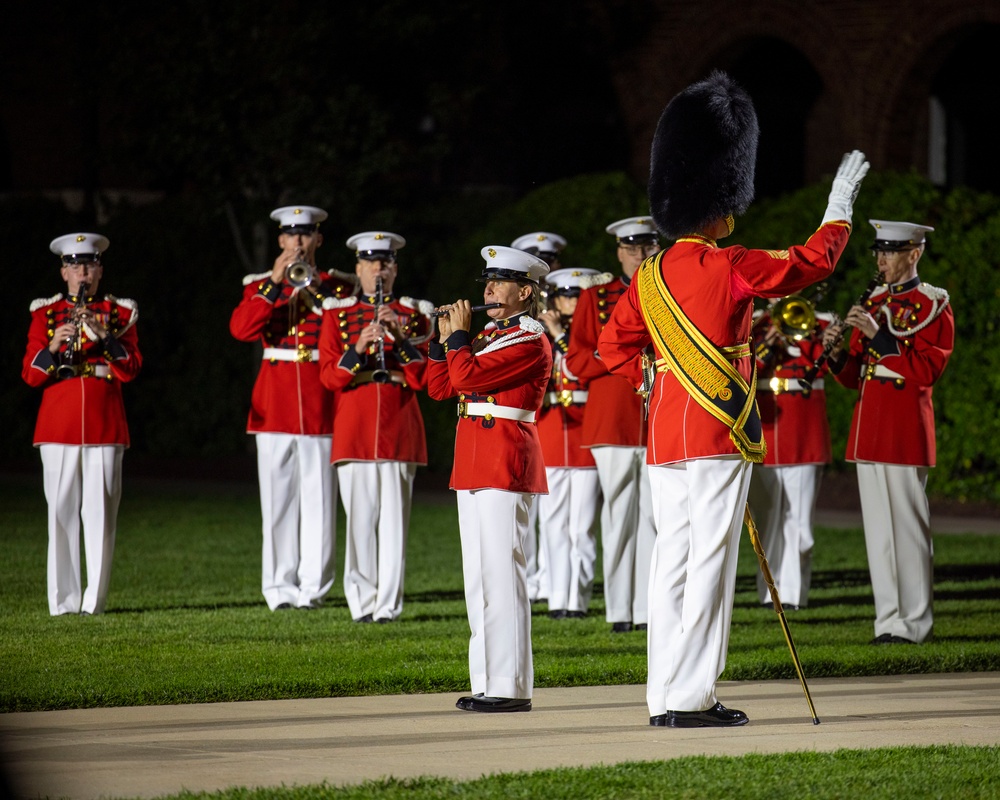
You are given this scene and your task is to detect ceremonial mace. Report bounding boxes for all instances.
[743,504,821,724]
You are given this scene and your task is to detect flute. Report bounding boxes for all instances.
[430,303,502,318]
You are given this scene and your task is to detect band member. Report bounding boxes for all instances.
[427,245,551,713]
[598,70,869,726]
[748,299,835,610]
[826,219,954,645]
[511,231,568,604]
[229,205,356,611]
[318,231,433,623]
[22,233,141,615]
[564,217,658,633]
[537,267,602,619]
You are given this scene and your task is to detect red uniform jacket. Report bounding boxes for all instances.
[22,292,141,446]
[537,326,595,468]
[598,223,850,465]
[564,274,647,448]
[832,278,953,466]
[319,293,431,465]
[229,270,355,436]
[427,314,552,493]
[753,311,832,466]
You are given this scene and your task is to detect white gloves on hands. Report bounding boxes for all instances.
[821,150,870,225]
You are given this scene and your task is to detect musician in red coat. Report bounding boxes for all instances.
[427,245,551,713]
[318,230,432,623]
[748,306,834,610]
[536,267,602,619]
[229,205,356,612]
[827,219,954,645]
[22,232,141,615]
[564,217,658,633]
[598,71,869,727]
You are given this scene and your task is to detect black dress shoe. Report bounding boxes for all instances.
[375,617,392,624]
[456,695,531,713]
[650,702,748,728]
[634,623,647,631]
[548,609,568,619]
[611,622,633,633]
[355,613,374,623]
[274,603,293,611]
[887,634,916,644]
[565,610,586,619]
[870,633,893,645]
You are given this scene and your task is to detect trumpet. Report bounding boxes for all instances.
[798,272,883,394]
[284,259,316,289]
[57,283,89,380]
[430,303,502,318]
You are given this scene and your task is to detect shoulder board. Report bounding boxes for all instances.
[520,316,545,334]
[919,282,950,303]
[30,293,64,312]
[242,271,272,287]
[322,296,359,311]
[579,272,615,291]
[400,296,435,315]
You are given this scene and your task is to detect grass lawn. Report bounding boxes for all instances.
[1,470,998,798]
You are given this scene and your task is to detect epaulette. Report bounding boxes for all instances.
[106,295,139,334]
[322,296,359,311]
[520,316,545,333]
[30,293,63,312]
[919,282,950,303]
[400,296,435,316]
[242,271,272,287]
[579,272,615,290]
[328,269,361,289]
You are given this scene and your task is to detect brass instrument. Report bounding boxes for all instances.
[370,275,390,383]
[56,283,88,380]
[284,258,315,289]
[770,294,816,341]
[797,272,883,395]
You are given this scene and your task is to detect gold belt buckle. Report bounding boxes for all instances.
[769,376,786,394]
[558,389,574,407]
[457,400,468,418]
[80,362,95,378]
[296,346,312,363]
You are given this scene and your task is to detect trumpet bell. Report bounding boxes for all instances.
[285,261,315,289]
[772,294,815,340]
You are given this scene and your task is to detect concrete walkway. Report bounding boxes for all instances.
[2,673,998,800]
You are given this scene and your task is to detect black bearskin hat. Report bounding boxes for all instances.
[648,70,759,239]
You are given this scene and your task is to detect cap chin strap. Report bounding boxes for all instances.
[725,214,735,235]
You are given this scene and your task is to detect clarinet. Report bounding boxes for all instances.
[56,283,89,380]
[797,273,883,395]
[371,275,391,383]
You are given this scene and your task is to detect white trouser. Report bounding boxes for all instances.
[857,462,933,643]
[457,489,533,700]
[646,456,751,715]
[539,467,600,613]
[338,460,416,621]
[524,495,549,601]
[748,464,822,608]
[592,446,656,623]
[40,444,123,616]
[255,433,336,610]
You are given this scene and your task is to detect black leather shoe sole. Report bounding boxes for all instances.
[650,703,749,728]
[456,696,532,713]
[355,613,374,623]
[611,622,633,633]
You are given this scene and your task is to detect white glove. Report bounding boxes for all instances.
[821,150,870,225]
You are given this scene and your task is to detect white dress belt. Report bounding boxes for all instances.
[458,402,536,423]
[757,377,824,393]
[262,347,319,362]
[546,390,589,405]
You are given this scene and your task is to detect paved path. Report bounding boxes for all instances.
[2,673,998,800]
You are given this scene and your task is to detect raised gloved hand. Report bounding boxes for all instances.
[821,150,870,225]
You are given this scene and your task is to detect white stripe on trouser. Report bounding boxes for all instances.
[40,444,123,615]
[748,464,821,608]
[856,462,933,643]
[539,467,600,613]
[646,456,751,715]
[338,460,416,621]
[255,433,336,610]
[591,446,656,623]
[457,489,533,700]
[524,495,548,601]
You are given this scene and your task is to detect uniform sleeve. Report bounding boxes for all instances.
[443,331,549,393]
[229,279,282,341]
[319,310,356,391]
[108,307,142,383]
[22,309,56,388]
[563,288,608,381]
[597,279,651,383]
[426,339,457,400]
